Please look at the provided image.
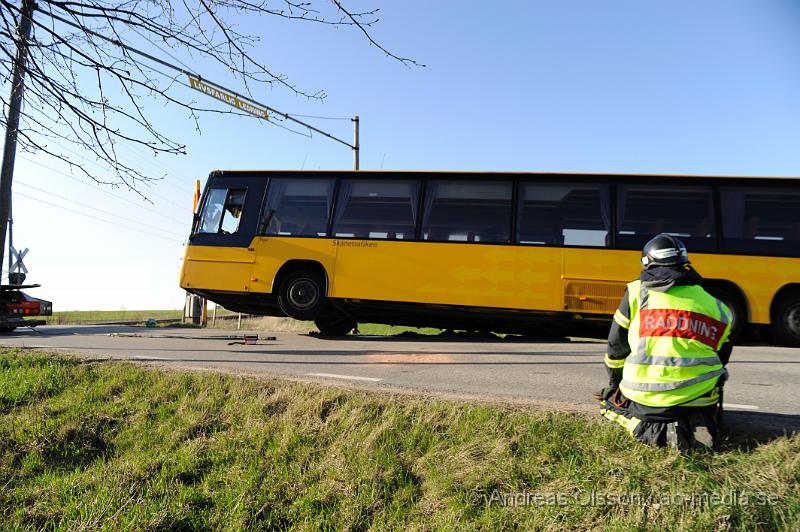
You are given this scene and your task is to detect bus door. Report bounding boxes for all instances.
[182,174,268,293]
[247,177,339,297]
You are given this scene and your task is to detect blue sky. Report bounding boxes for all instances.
[8,0,800,310]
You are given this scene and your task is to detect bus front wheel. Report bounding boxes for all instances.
[277,270,326,321]
[771,294,800,347]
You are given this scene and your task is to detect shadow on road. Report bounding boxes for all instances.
[310,332,604,344]
[722,410,800,449]
[5,325,146,337]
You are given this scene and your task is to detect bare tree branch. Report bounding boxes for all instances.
[0,0,419,195]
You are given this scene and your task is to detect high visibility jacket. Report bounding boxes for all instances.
[612,280,732,407]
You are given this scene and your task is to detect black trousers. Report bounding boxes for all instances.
[599,388,720,447]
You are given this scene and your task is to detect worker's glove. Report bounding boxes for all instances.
[592,385,618,402]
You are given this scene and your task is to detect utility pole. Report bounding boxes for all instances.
[0,0,35,279]
[352,115,360,171]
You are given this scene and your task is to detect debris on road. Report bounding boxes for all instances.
[107,332,277,342]
[228,334,265,345]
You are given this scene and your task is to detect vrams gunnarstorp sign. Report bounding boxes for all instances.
[187,76,269,120]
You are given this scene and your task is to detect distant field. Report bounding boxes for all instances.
[43,311,442,336]
[44,309,235,325]
[0,349,797,529]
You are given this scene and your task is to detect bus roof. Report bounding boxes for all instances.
[208,169,799,182]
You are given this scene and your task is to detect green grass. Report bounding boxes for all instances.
[44,310,441,336]
[45,310,184,324]
[0,349,797,529]
[44,309,238,325]
[357,323,443,336]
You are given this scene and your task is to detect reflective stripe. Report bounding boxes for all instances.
[604,353,626,368]
[716,299,730,325]
[625,353,722,367]
[637,334,648,357]
[639,283,650,312]
[681,388,720,407]
[600,404,642,436]
[621,368,726,392]
[614,309,630,329]
[636,283,649,359]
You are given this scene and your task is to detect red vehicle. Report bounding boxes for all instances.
[0,284,52,332]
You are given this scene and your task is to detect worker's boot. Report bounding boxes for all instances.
[687,412,717,451]
[691,426,715,451]
[666,417,716,452]
[665,421,692,450]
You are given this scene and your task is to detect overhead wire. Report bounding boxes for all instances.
[20,134,189,208]
[14,180,186,237]
[127,22,195,74]
[35,141,188,210]
[13,191,184,243]
[128,22,351,128]
[285,113,352,121]
[28,4,355,199]
[41,7,357,150]
[18,156,188,225]
[116,142,197,188]
[138,61,315,139]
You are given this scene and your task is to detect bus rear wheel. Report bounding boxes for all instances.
[314,311,356,337]
[277,270,326,321]
[771,294,800,347]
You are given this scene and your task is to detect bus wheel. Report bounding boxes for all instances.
[277,270,326,321]
[315,312,356,337]
[771,294,800,347]
[0,326,17,334]
[705,286,745,342]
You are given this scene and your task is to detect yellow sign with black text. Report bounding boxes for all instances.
[187,76,269,120]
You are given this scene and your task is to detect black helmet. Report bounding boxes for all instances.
[641,233,689,268]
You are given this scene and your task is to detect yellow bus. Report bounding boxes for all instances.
[179,171,800,345]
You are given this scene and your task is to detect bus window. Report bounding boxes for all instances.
[721,186,800,257]
[422,181,512,243]
[264,178,335,237]
[219,189,246,234]
[198,188,247,234]
[332,180,420,239]
[517,183,610,247]
[198,188,228,233]
[616,185,717,252]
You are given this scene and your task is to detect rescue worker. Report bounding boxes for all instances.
[597,233,733,450]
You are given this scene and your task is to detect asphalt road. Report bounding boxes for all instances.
[3,324,798,418]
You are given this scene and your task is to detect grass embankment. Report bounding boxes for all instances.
[1,349,797,529]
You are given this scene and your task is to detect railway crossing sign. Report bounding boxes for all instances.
[10,246,28,274]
